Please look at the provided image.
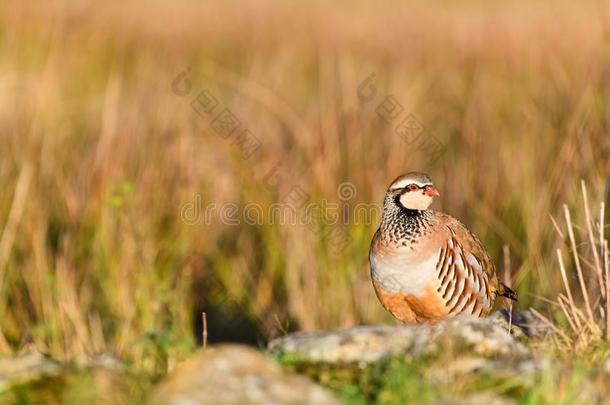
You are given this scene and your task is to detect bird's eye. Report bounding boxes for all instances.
[407,184,419,191]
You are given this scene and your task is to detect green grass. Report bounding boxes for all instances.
[278,351,610,404]
[1,366,150,405]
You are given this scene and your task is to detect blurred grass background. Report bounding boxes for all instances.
[0,0,609,376]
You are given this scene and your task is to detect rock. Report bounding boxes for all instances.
[269,315,544,402]
[80,353,125,370]
[0,351,61,391]
[0,351,147,403]
[149,344,340,405]
[490,309,554,340]
[269,315,535,369]
[270,324,432,364]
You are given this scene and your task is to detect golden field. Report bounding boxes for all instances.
[1,0,610,392]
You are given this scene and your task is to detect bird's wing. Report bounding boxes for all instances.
[434,215,499,316]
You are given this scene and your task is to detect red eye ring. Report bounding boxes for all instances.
[407,184,419,191]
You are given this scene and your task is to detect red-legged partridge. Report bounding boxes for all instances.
[369,172,517,323]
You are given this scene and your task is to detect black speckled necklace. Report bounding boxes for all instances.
[379,195,433,246]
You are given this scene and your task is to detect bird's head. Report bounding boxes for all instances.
[386,172,440,211]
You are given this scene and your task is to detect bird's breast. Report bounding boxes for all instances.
[369,247,440,296]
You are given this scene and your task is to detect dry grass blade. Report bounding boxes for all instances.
[601,202,608,340]
[580,181,604,298]
[570,302,590,329]
[550,214,566,239]
[0,163,33,284]
[530,308,572,347]
[557,294,578,335]
[563,204,596,326]
[0,163,34,353]
[202,312,208,350]
[604,240,610,340]
[599,202,605,257]
[556,249,582,330]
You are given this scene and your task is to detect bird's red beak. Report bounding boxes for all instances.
[424,186,440,197]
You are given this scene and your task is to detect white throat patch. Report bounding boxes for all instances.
[399,192,433,210]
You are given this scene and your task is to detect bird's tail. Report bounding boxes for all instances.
[498,283,518,301]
